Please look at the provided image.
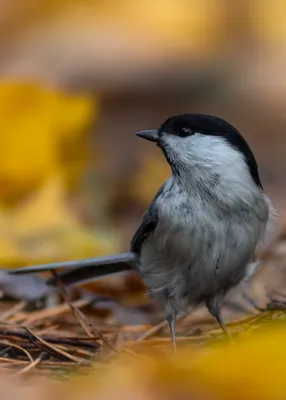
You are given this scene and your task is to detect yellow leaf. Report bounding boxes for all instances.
[0,176,120,265]
[66,324,286,400]
[12,176,79,233]
[0,81,97,202]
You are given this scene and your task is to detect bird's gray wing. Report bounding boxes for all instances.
[131,183,165,256]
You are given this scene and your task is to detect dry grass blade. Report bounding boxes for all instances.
[0,360,89,368]
[223,312,268,327]
[11,352,46,378]
[24,327,90,365]
[51,270,121,355]
[120,324,152,332]
[0,328,99,350]
[11,298,90,325]
[51,270,95,338]
[76,306,121,355]
[61,324,152,333]
[69,304,95,338]
[140,336,209,344]
[36,325,59,334]
[24,329,70,361]
[0,301,27,322]
[205,312,270,337]
[0,340,33,362]
[0,225,284,378]
[55,344,95,358]
[136,320,168,342]
[240,313,269,326]
[0,357,28,364]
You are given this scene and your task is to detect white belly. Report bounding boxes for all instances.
[139,186,269,313]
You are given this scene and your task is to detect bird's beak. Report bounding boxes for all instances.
[136,130,159,143]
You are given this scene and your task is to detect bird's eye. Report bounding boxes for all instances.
[178,127,193,137]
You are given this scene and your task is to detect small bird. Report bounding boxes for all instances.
[129,114,274,349]
[11,114,274,350]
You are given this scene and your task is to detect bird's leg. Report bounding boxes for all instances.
[166,308,177,352]
[205,297,233,341]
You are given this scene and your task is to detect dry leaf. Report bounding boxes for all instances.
[0,81,96,202]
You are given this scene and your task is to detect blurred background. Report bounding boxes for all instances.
[0,0,285,268]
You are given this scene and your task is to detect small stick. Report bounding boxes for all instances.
[51,270,120,355]
[51,270,94,338]
[11,352,46,377]
[75,306,120,355]
[0,329,99,349]
[11,298,90,325]
[136,320,168,342]
[24,327,90,365]
[0,301,27,322]
[0,340,33,362]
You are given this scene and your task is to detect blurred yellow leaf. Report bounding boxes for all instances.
[0,81,97,202]
[12,176,79,233]
[0,81,115,266]
[65,324,286,400]
[0,323,286,399]
[0,177,119,265]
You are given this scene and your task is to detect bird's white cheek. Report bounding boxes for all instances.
[162,136,193,161]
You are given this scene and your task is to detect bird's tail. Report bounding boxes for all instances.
[10,252,136,287]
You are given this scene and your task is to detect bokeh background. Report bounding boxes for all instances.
[0,0,285,267]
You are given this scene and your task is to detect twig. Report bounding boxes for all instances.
[51,270,119,355]
[0,329,99,349]
[70,304,95,338]
[24,328,66,361]
[10,298,90,325]
[136,320,168,342]
[55,344,95,359]
[0,340,33,362]
[36,325,59,334]
[0,360,90,368]
[11,352,46,377]
[75,306,120,355]
[51,270,94,338]
[135,336,210,344]
[0,358,27,364]
[0,301,27,322]
[24,327,90,365]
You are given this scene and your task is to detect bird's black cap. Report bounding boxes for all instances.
[158,113,263,190]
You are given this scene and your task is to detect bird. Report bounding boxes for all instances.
[129,114,274,349]
[10,114,275,350]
